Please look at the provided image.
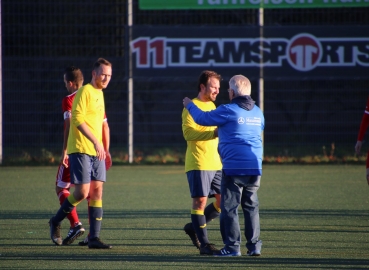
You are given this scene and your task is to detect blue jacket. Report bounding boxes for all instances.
[186,95,264,175]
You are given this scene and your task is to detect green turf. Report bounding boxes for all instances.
[0,165,368,269]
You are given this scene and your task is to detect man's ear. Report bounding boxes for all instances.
[200,83,206,92]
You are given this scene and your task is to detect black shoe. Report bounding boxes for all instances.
[247,250,261,256]
[49,217,62,246]
[200,243,219,255]
[88,237,112,249]
[62,222,85,245]
[183,223,201,249]
[78,236,89,246]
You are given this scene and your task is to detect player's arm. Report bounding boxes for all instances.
[61,95,72,167]
[184,98,227,129]
[102,120,112,170]
[355,98,369,155]
[182,108,217,141]
[76,123,106,161]
[61,116,71,167]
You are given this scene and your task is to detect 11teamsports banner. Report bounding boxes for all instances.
[130,26,369,79]
[139,0,369,9]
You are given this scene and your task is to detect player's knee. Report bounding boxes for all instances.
[192,197,207,210]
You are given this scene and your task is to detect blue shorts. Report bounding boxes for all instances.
[186,170,221,198]
[69,153,106,185]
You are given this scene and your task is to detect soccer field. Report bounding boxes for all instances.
[0,165,368,269]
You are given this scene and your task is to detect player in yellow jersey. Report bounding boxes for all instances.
[182,70,223,255]
[49,58,113,249]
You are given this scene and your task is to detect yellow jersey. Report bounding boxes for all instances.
[182,98,222,172]
[67,83,105,156]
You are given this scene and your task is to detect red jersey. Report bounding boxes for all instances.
[357,97,369,142]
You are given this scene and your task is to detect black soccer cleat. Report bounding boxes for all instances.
[88,237,112,249]
[78,236,89,246]
[49,217,62,246]
[183,223,201,249]
[62,223,85,245]
[200,243,219,255]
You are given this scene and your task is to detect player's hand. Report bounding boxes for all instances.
[94,142,106,161]
[183,97,192,107]
[61,151,69,168]
[355,141,363,155]
[105,152,112,171]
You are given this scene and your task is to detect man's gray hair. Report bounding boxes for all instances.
[229,75,251,96]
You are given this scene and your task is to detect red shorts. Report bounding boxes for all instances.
[55,161,71,189]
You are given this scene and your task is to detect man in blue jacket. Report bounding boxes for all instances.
[182,74,264,257]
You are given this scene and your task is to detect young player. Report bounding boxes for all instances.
[55,66,85,245]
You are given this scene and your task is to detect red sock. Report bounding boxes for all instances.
[57,189,80,227]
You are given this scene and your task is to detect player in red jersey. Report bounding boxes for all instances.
[355,97,369,185]
[55,66,112,245]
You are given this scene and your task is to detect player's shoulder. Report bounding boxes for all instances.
[66,91,77,101]
[77,84,94,96]
[193,98,216,109]
[62,91,77,108]
[68,91,77,97]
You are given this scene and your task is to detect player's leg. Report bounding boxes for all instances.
[78,195,91,246]
[186,170,219,255]
[87,156,112,249]
[60,183,87,245]
[55,163,80,227]
[241,175,262,256]
[204,170,222,223]
[88,181,103,240]
[191,196,209,245]
[49,154,89,245]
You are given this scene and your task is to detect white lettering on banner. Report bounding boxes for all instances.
[130,33,369,72]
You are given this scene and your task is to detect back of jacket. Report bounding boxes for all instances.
[217,103,264,172]
[186,96,264,173]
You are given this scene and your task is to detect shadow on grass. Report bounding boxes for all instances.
[1,253,369,268]
[0,209,368,220]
